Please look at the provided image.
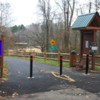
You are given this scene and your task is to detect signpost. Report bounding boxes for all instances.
[49,39,55,50]
[49,39,55,63]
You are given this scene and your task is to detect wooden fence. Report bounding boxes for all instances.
[4,50,100,66]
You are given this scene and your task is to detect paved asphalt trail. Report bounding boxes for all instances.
[0,57,100,97]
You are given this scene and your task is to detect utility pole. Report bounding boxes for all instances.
[95,0,98,11]
[89,2,91,13]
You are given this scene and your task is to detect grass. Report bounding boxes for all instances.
[3,62,8,78]
[88,64,100,70]
[4,55,100,70]
[5,55,69,67]
[4,62,8,69]
[3,73,7,78]
[95,66,100,70]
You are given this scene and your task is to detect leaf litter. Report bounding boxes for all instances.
[36,70,44,72]
[12,92,19,97]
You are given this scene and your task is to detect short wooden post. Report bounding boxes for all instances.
[44,51,46,61]
[24,50,26,57]
[7,49,9,56]
[58,51,60,64]
[33,50,35,60]
[1,35,3,77]
[17,49,18,57]
[78,52,80,63]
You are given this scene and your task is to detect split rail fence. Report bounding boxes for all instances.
[4,50,100,66]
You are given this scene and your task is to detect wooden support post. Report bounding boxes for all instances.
[17,49,18,57]
[80,31,83,60]
[1,35,3,78]
[58,51,60,64]
[92,30,96,70]
[7,49,9,56]
[78,52,80,63]
[44,51,46,61]
[33,50,35,60]
[24,50,26,57]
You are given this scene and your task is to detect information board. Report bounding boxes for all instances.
[89,42,98,53]
[86,41,89,48]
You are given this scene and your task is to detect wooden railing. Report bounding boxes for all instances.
[4,50,100,66]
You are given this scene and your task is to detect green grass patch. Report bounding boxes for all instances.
[89,64,100,70]
[3,73,7,78]
[4,62,8,69]
[95,66,100,70]
[4,56,100,70]
[5,56,69,67]
[3,62,8,78]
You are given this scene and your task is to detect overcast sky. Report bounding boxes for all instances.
[0,0,96,26]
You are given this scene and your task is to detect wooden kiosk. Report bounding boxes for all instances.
[71,12,100,70]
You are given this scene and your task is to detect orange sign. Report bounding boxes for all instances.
[50,39,55,45]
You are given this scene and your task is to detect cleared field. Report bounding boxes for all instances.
[9,48,41,53]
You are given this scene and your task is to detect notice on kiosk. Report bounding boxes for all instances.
[86,41,89,48]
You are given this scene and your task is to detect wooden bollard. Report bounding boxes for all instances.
[44,51,46,61]
[58,51,60,64]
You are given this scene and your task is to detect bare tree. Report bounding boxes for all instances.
[0,2,16,50]
[56,0,75,52]
[25,23,45,52]
[0,2,13,27]
[37,0,51,51]
[89,2,92,13]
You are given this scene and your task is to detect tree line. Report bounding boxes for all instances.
[1,0,100,54]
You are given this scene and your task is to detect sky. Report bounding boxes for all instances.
[0,0,95,26]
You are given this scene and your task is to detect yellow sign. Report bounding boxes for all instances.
[51,72,75,82]
[50,39,55,45]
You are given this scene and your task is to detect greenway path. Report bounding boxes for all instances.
[0,57,100,99]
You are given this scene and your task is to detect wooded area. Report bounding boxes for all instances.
[1,0,100,54]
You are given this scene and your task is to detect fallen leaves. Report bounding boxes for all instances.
[86,82,92,85]
[17,71,20,73]
[73,97,75,99]
[92,77,96,79]
[0,96,3,99]
[36,70,44,72]
[70,88,75,91]
[37,97,42,99]
[61,81,63,83]
[50,90,53,92]
[18,85,20,87]
[1,81,4,83]
[60,91,63,93]
[3,91,5,94]
[12,92,19,97]
[86,96,89,98]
